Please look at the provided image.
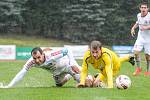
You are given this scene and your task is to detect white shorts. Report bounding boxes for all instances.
[133,39,150,55]
[53,56,81,75]
[53,56,81,85]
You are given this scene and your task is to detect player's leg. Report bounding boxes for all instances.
[67,48,81,71]
[67,65,81,83]
[143,43,150,75]
[132,41,143,76]
[61,74,72,85]
[67,54,81,83]
[53,74,72,87]
[144,54,150,75]
[53,75,63,87]
[61,48,81,82]
[119,54,135,66]
[133,50,142,75]
[56,56,81,83]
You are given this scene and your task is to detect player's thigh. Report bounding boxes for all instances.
[133,40,144,53]
[53,74,66,86]
[144,43,150,55]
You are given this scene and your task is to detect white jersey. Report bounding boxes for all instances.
[4,48,80,88]
[24,48,79,76]
[136,12,150,43]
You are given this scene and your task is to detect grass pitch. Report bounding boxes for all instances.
[0,60,150,100]
[0,35,150,100]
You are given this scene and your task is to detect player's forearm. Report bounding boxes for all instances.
[106,72,113,88]
[80,73,87,85]
[7,68,27,88]
[80,65,88,85]
[107,78,113,88]
[145,25,150,30]
[105,65,113,88]
[132,23,138,30]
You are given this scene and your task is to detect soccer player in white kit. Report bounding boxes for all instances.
[131,2,150,76]
[0,47,82,88]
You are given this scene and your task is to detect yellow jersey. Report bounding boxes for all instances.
[80,47,121,88]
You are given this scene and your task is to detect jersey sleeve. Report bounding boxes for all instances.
[136,13,140,24]
[48,48,68,60]
[23,57,35,70]
[80,51,90,85]
[102,53,113,88]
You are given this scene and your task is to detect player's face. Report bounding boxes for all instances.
[91,48,101,59]
[140,5,149,17]
[32,51,45,65]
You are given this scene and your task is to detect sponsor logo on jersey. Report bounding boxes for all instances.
[51,50,61,56]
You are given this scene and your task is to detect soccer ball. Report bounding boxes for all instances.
[115,75,131,89]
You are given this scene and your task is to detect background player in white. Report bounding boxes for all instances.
[131,2,150,76]
[0,47,82,88]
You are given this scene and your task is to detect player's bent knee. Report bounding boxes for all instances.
[134,51,140,56]
[71,66,80,74]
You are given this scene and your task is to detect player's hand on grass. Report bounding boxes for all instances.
[76,83,85,88]
[0,82,4,88]
[0,82,9,88]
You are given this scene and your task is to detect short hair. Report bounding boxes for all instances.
[31,47,43,55]
[139,2,149,8]
[90,40,102,50]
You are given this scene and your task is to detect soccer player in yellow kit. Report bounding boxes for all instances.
[77,40,135,88]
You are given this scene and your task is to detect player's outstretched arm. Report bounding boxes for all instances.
[1,68,28,88]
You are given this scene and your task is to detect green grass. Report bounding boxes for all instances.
[0,36,150,100]
[0,35,74,47]
[0,60,150,100]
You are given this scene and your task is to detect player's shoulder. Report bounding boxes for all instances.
[52,47,68,53]
[137,13,141,18]
[101,47,112,56]
[45,47,68,54]
[83,49,91,58]
[83,50,91,62]
[101,47,111,53]
[61,47,69,53]
[147,12,150,17]
[84,49,91,55]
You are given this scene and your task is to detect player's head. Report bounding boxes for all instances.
[139,2,149,16]
[90,40,102,59]
[31,47,45,65]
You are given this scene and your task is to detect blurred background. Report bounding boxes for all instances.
[0,0,149,45]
